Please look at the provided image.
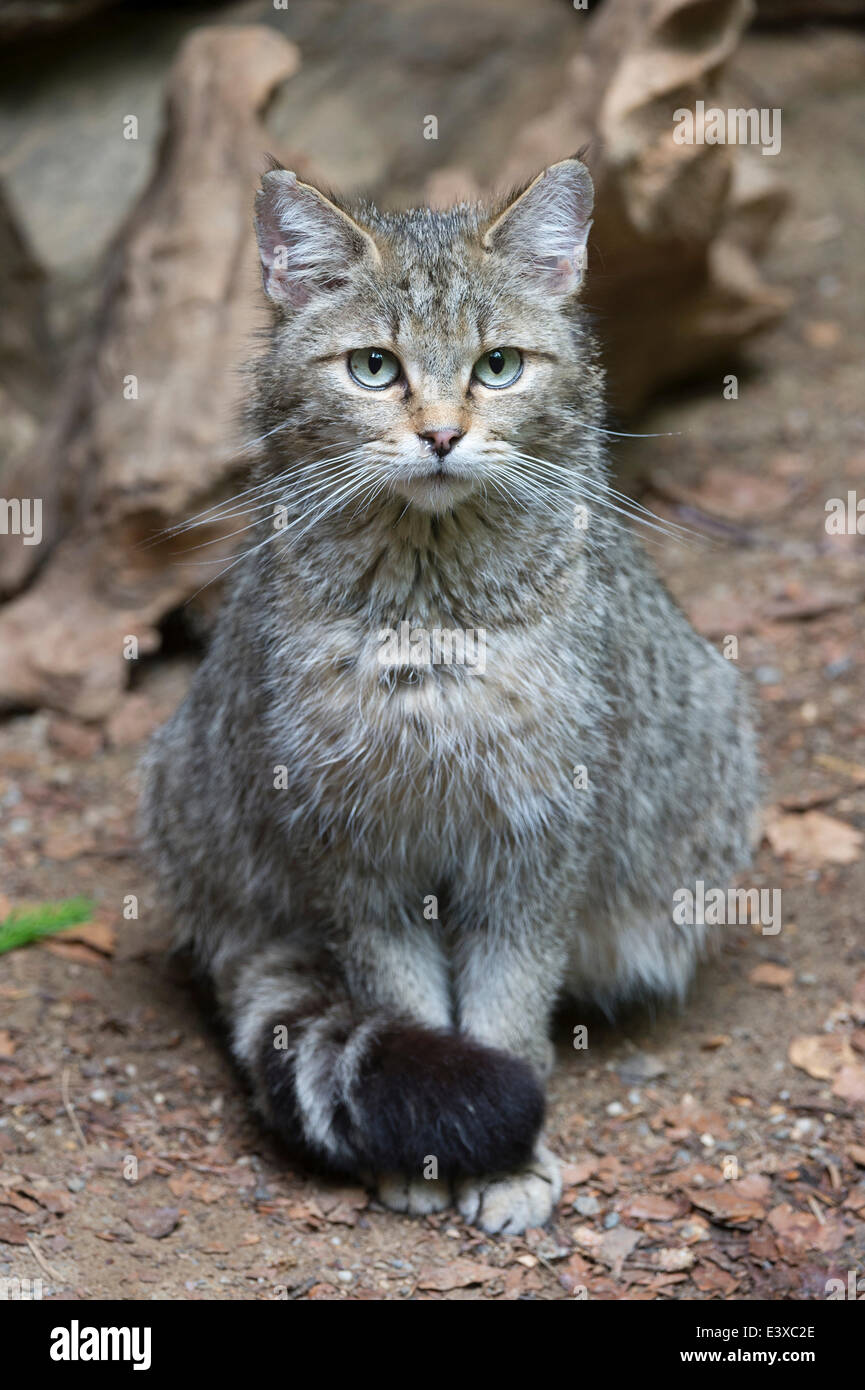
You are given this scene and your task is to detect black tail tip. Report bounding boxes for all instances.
[258,1013,546,1179]
[354,1023,545,1177]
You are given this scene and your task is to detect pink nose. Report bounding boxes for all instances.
[419,427,463,458]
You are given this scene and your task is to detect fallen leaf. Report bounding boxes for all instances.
[813,753,865,786]
[789,1034,857,1080]
[0,1216,29,1245]
[687,1175,770,1227]
[767,1204,847,1255]
[317,1188,368,1226]
[652,1247,696,1273]
[42,831,96,862]
[166,1172,197,1199]
[599,1224,641,1275]
[692,1263,739,1295]
[55,919,116,956]
[416,1260,499,1291]
[685,594,760,639]
[43,940,108,968]
[0,1030,16,1058]
[749,963,793,990]
[196,1181,225,1205]
[764,589,861,622]
[622,1194,680,1222]
[832,1064,865,1106]
[572,1225,605,1255]
[764,808,863,866]
[561,1158,597,1186]
[29,1188,73,1215]
[0,1192,38,1216]
[557,1251,592,1295]
[654,1095,729,1141]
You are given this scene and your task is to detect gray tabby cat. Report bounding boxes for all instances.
[141,156,758,1235]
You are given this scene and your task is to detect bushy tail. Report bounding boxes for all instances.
[229,946,544,1177]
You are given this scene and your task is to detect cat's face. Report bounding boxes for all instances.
[254,160,594,515]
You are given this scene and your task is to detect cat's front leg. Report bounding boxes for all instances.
[451,908,567,1232]
[335,882,545,1219]
[340,905,456,1214]
[453,911,565,1077]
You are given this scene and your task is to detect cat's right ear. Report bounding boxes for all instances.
[254,168,380,309]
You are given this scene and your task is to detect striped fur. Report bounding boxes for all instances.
[140,157,759,1232]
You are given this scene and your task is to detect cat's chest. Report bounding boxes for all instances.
[277,616,581,843]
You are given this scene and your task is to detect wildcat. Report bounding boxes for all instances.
[141,156,759,1235]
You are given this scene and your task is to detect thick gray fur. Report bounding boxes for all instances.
[141,159,759,1235]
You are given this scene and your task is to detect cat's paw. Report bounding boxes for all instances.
[374,1172,452,1216]
[455,1143,561,1235]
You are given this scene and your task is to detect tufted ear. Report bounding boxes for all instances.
[254,166,380,309]
[483,158,594,297]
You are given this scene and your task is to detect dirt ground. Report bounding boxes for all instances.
[1,20,864,1300]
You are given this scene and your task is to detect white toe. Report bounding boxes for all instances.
[376,1172,452,1215]
[456,1144,561,1235]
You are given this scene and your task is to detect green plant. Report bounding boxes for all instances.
[0,898,94,955]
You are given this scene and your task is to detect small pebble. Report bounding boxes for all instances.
[824,657,851,679]
[574,1194,601,1217]
[754,665,782,686]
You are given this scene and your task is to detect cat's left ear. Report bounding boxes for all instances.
[255,166,380,309]
[483,158,593,297]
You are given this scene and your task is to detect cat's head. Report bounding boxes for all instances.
[254,157,596,516]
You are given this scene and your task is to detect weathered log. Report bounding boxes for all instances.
[485,0,791,414]
[0,25,300,716]
[0,183,53,501]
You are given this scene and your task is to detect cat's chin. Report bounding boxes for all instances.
[393,472,477,514]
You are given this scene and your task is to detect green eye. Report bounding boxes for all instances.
[473,347,522,388]
[348,347,401,388]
